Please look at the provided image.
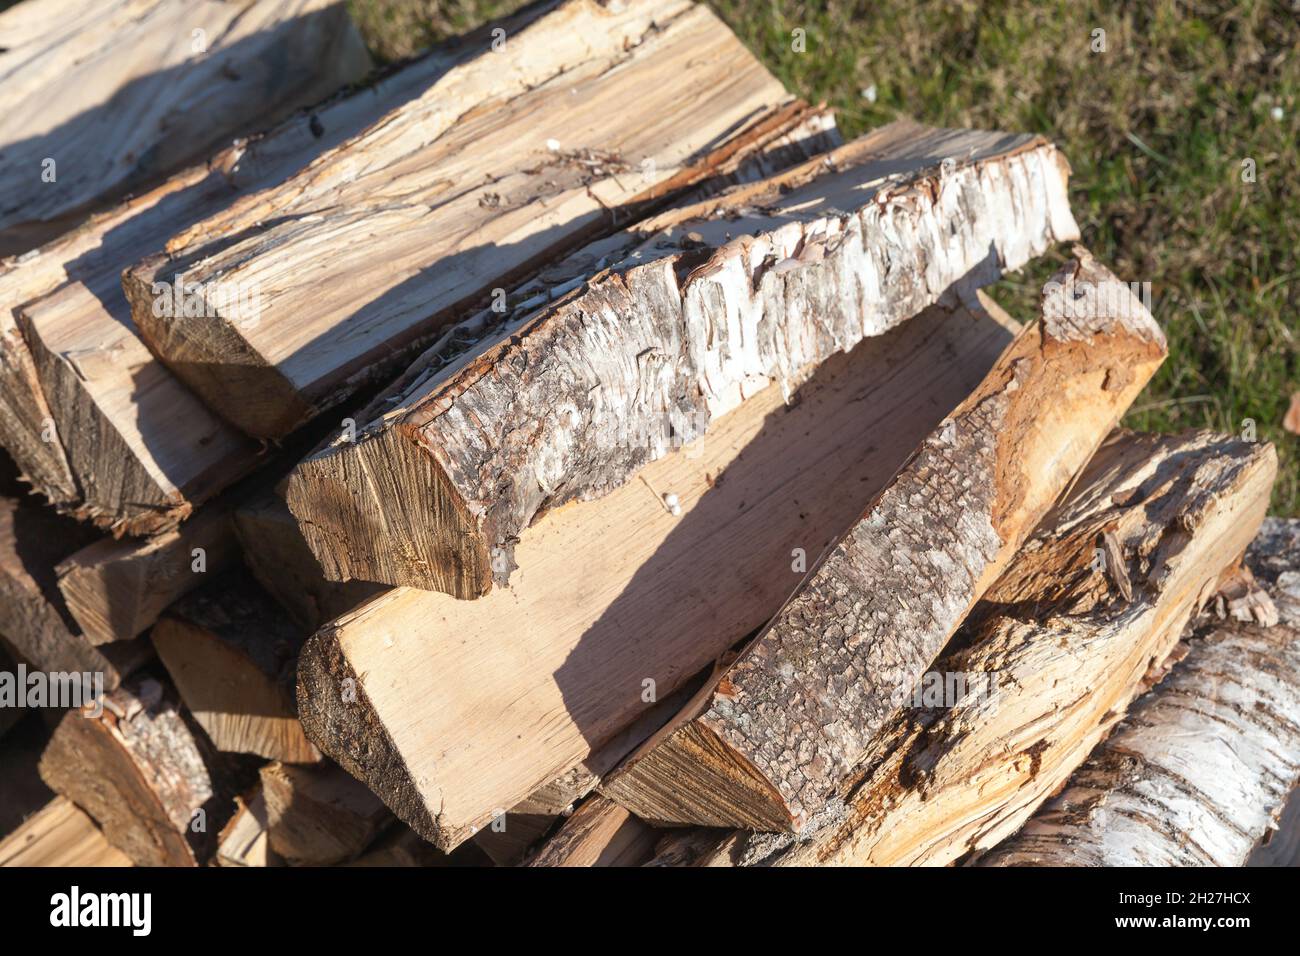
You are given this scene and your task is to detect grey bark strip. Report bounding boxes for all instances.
[980,517,1300,868]
[285,119,1079,595]
[602,250,1167,833]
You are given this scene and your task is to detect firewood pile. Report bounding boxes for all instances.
[1,0,1297,869]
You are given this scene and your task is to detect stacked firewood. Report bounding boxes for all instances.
[1,0,1297,868]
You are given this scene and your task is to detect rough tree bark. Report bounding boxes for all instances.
[151,568,321,763]
[723,430,1275,866]
[602,250,1167,832]
[284,119,1077,595]
[980,517,1300,867]
[37,676,253,866]
[0,0,371,256]
[124,0,838,441]
[295,294,1024,851]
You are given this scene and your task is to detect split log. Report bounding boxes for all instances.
[296,291,1023,851]
[37,675,253,866]
[643,830,732,867]
[285,120,1077,595]
[0,1,575,533]
[233,493,384,630]
[0,0,371,256]
[347,828,477,867]
[602,250,1167,832]
[0,797,132,867]
[527,795,657,867]
[216,786,283,867]
[124,0,842,442]
[981,517,1300,868]
[727,430,1275,866]
[259,761,391,865]
[55,505,238,645]
[471,791,566,866]
[0,496,150,687]
[152,567,320,763]
[0,641,23,739]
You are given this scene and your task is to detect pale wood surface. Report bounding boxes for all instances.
[259,761,391,865]
[603,251,1167,832]
[286,119,1077,594]
[152,568,321,763]
[125,0,828,440]
[0,0,371,255]
[296,293,1022,851]
[0,797,132,867]
[527,795,657,867]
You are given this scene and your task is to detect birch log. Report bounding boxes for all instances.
[152,568,321,763]
[602,250,1167,832]
[285,119,1077,594]
[296,293,1023,851]
[0,1,642,534]
[0,496,150,687]
[37,676,252,866]
[980,517,1300,867]
[124,0,839,442]
[741,431,1276,866]
[0,0,371,255]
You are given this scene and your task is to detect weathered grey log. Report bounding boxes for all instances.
[602,250,1167,832]
[980,518,1300,868]
[125,0,838,442]
[0,0,371,256]
[294,293,1024,851]
[285,118,1078,595]
[37,676,252,866]
[152,567,321,763]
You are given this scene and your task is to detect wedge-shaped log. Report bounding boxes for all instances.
[980,518,1300,868]
[37,676,251,866]
[125,0,838,442]
[285,120,1077,595]
[216,786,282,867]
[259,761,391,865]
[742,431,1275,865]
[55,506,238,645]
[6,0,795,534]
[0,496,150,687]
[296,293,1024,851]
[0,0,371,256]
[152,568,321,763]
[527,795,657,867]
[0,797,132,868]
[602,251,1167,832]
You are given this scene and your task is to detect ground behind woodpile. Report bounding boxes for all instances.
[349,0,1300,516]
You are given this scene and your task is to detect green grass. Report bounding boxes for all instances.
[350,0,1300,515]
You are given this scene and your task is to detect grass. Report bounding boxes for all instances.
[349,0,1300,515]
